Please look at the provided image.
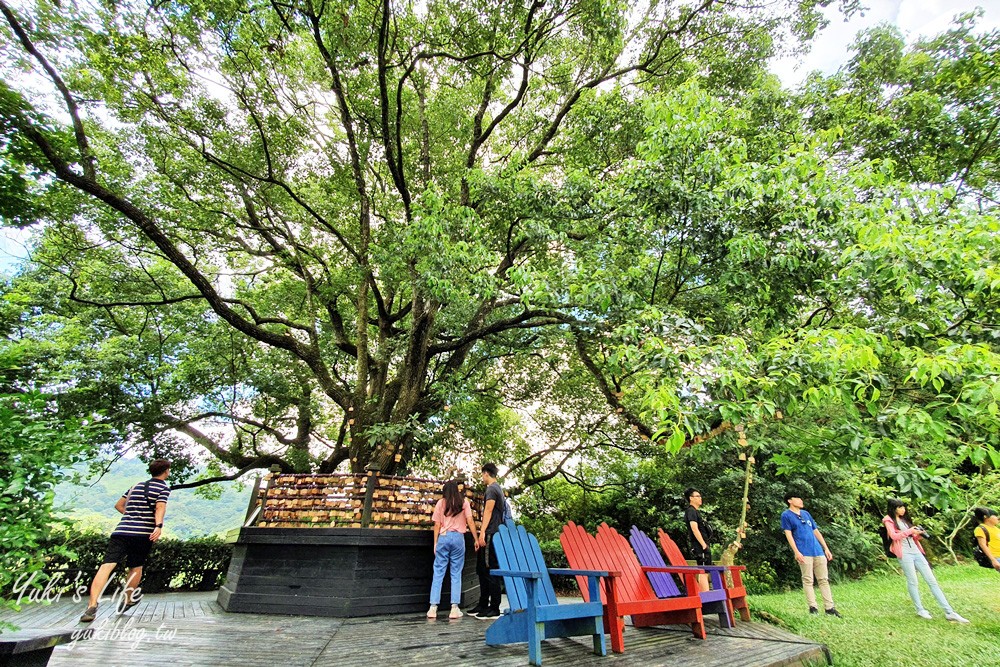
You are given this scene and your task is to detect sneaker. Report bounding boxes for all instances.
[80,605,98,623]
[469,605,488,616]
[448,605,462,619]
[427,605,438,619]
[916,610,932,619]
[808,606,818,615]
[825,608,842,618]
[945,612,970,624]
[475,609,500,619]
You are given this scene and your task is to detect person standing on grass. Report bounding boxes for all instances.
[882,498,969,623]
[683,487,713,592]
[471,462,505,619]
[973,507,1000,572]
[427,480,479,620]
[80,459,171,623]
[781,491,842,617]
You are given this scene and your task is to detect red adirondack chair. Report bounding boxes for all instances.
[658,528,751,622]
[560,521,706,654]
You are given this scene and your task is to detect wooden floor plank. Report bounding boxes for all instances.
[15,602,65,627]
[50,603,90,628]
[0,591,832,667]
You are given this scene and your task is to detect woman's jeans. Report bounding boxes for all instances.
[430,531,466,605]
[899,552,953,613]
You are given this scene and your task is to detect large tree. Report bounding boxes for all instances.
[592,19,1000,509]
[0,0,845,477]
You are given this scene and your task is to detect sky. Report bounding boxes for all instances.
[2,0,997,275]
[770,0,1000,87]
[0,228,31,276]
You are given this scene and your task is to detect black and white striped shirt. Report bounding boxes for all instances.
[112,478,170,536]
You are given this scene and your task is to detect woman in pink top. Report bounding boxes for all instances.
[882,499,968,623]
[428,480,478,619]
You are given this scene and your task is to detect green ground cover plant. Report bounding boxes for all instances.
[750,565,1000,667]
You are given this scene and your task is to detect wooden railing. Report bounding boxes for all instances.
[254,472,482,529]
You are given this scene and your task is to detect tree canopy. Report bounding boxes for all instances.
[1,0,997,514]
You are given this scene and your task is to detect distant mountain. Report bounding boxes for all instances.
[54,458,254,539]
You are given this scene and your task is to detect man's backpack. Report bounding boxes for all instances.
[972,527,993,568]
[501,497,514,524]
[878,523,895,559]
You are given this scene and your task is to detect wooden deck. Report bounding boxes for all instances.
[0,591,830,666]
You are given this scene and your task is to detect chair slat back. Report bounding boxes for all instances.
[657,528,688,567]
[594,523,656,602]
[493,520,557,609]
[559,521,607,603]
[629,526,681,598]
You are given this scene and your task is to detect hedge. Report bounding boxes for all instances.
[3,530,233,599]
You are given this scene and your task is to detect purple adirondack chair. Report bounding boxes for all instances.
[629,526,735,628]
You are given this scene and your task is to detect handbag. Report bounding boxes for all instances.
[127,480,156,512]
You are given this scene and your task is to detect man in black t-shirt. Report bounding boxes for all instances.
[684,487,712,592]
[80,459,171,623]
[471,462,505,619]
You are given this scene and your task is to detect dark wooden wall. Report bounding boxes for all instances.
[217,528,480,617]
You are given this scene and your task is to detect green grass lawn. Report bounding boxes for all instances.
[748,565,1000,667]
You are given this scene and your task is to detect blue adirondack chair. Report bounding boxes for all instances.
[628,526,735,628]
[486,521,608,666]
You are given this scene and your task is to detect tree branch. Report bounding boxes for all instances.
[0,1,96,180]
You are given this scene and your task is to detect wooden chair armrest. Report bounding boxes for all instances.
[549,567,622,577]
[641,565,706,574]
[491,569,542,579]
[641,565,701,594]
[548,568,612,577]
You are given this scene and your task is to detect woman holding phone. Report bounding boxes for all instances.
[882,498,968,623]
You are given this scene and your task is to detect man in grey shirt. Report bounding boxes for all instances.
[471,462,505,619]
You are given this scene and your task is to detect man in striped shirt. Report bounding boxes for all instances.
[80,459,171,622]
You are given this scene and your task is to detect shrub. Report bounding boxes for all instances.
[2,529,233,599]
[742,560,778,595]
[0,393,96,609]
[517,440,886,594]
[537,538,568,570]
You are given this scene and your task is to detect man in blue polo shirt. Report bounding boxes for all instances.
[781,491,841,617]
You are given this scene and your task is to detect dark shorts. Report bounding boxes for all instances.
[103,534,154,568]
[692,545,713,566]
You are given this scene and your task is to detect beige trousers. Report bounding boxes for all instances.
[798,556,834,610]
